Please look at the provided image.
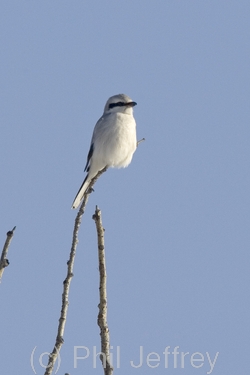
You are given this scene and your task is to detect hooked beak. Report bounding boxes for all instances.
[126,101,137,107]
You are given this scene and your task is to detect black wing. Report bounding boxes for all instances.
[84,143,94,172]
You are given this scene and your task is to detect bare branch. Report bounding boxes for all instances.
[93,206,113,375]
[0,226,16,282]
[44,168,107,375]
[137,137,145,147]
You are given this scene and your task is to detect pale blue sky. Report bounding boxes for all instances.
[1,1,250,374]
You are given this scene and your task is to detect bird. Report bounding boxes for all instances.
[72,94,137,209]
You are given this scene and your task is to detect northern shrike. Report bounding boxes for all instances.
[72,94,137,209]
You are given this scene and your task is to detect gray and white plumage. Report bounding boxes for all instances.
[72,94,137,209]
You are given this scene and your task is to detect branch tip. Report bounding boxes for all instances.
[0,226,16,281]
[137,137,146,147]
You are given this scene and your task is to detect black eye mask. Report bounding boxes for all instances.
[109,101,125,109]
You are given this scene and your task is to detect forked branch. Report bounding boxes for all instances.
[44,168,107,375]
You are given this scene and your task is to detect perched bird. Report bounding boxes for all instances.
[72,94,137,209]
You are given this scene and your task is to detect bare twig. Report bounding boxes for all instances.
[44,168,107,375]
[0,226,16,282]
[137,137,145,147]
[93,206,113,375]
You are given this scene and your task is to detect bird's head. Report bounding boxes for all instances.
[103,94,137,115]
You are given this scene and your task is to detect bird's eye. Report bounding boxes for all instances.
[109,101,125,109]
